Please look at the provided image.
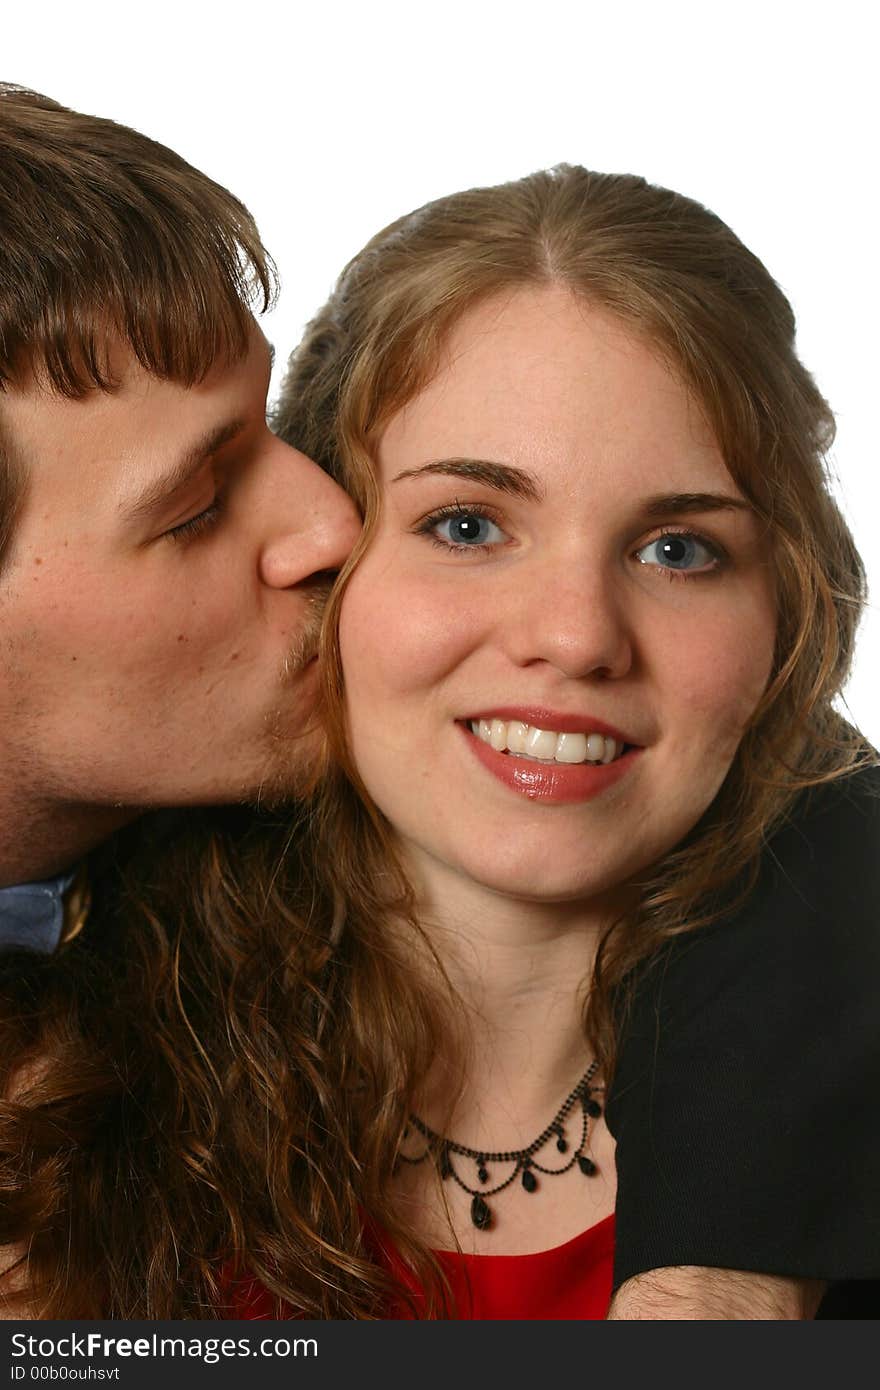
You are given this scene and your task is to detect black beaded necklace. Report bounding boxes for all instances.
[398,1061,603,1231]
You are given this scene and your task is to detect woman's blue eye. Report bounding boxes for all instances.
[432,512,507,548]
[635,532,719,573]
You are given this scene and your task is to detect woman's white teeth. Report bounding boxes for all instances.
[469,720,622,765]
[585,733,606,762]
[506,720,528,753]
[556,732,587,764]
[526,726,558,759]
[490,718,507,751]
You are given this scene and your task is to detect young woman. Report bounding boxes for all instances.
[259,164,879,1317]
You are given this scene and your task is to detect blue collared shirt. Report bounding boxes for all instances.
[0,870,76,954]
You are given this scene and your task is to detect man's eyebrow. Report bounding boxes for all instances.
[121,418,247,522]
[391,458,543,502]
[641,492,753,517]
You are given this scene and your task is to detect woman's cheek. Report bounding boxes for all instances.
[672,607,775,736]
[341,564,484,702]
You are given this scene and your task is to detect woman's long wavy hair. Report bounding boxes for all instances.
[2,164,871,1319]
[271,164,873,1302]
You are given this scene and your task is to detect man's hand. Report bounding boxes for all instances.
[607,1266,826,1319]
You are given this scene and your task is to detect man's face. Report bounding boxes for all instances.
[0,327,360,812]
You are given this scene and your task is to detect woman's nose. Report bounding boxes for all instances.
[257,440,361,589]
[500,557,633,681]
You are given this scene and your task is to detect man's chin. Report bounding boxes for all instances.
[244,723,326,809]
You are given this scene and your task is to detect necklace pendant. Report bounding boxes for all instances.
[471,1194,492,1230]
[409,1061,599,1237]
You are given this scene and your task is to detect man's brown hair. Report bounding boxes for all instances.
[0,83,275,566]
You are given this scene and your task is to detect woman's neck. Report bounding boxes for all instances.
[395,845,624,1147]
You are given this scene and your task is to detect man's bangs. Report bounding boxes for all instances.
[3,244,275,399]
[1,86,277,398]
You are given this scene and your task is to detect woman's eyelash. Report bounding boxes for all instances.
[165,499,224,544]
[414,501,506,553]
[411,507,729,576]
[634,526,728,581]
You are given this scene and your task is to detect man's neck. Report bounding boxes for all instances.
[0,799,138,886]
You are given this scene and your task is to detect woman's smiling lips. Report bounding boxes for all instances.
[458,707,643,803]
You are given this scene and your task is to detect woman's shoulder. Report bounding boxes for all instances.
[767,761,880,878]
[634,762,880,1024]
[734,760,877,951]
[608,760,880,1157]
[609,763,880,1292]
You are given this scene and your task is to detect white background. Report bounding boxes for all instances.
[6,1,877,742]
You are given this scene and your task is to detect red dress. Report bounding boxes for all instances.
[228,1214,615,1320]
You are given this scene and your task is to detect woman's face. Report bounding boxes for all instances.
[338,287,777,904]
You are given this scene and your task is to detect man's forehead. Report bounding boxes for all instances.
[3,327,272,519]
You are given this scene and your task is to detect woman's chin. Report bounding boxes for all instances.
[405,838,641,910]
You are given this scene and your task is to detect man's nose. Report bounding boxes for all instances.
[258,441,360,589]
[500,551,634,682]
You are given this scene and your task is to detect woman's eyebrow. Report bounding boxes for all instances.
[642,492,753,517]
[391,458,543,502]
[390,467,750,520]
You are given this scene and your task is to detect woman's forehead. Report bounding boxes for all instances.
[377,285,732,497]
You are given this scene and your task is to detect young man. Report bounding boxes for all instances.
[0,85,359,953]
